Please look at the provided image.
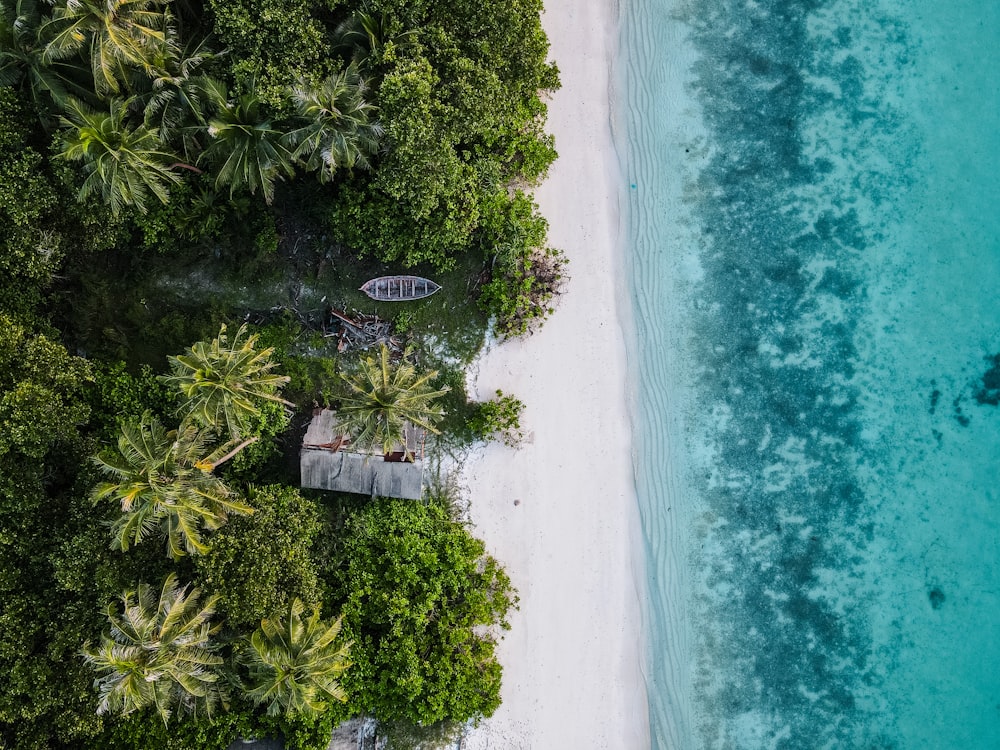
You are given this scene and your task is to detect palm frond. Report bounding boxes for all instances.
[241,598,351,718]
[81,573,225,724]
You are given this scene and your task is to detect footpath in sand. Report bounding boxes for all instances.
[462,1,650,747]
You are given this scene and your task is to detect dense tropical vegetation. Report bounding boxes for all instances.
[0,0,555,746]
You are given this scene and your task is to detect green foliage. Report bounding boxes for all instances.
[255,315,343,406]
[240,598,351,718]
[324,499,516,725]
[0,324,114,747]
[41,0,171,97]
[164,323,292,440]
[90,360,179,435]
[195,485,321,629]
[0,87,116,315]
[467,390,525,447]
[201,91,296,204]
[326,0,560,270]
[220,400,291,482]
[206,0,332,107]
[475,190,565,337]
[130,175,239,253]
[0,0,92,117]
[336,344,450,457]
[81,573,227,724]
[141,45,225,160]
[370,55,477,248]
[58,97,184,216]
[478,243,564,337]
[93,704,335,750]
[418,363,476,447]
[0,315,92,461]
[91,414,254,559]
[285,64,381,179]
[0,120,60,276]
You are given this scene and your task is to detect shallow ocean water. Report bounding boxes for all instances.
[619,0,1000,747]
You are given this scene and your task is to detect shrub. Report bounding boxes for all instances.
[467,390,525,447]
[194,485,322,629]
[479,245,565,338]
[323,499,516,725]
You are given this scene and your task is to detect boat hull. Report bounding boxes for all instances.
[360,275,441,301]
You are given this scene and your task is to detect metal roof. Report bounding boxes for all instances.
[300,409,425,500]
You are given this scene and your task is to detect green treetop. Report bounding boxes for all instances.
[241,598,352,718]
[81,573,226,724]
[336,344,449,458]
[163,324,291,440]
[92,413,254,559]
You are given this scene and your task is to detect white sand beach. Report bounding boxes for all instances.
[462,1,650,747]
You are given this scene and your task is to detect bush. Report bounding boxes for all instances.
[221,400,292,482]
[89,360,179,437]
[206,0,333,107]
[323,499,516,725]
[89,700,335,750]
[194,485,322,629]
[479,245,565,338]
[475,190,565,337]
[467,390,524,447]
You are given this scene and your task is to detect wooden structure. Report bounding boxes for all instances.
[300,409,425,500]
[325,308,401,353]
[360,275,441,301]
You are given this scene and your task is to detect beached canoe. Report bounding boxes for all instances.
[360,275,441,301]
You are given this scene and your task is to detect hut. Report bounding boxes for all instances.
[300,409,425,500]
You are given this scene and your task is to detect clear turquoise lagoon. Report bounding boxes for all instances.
[619,0,1000,747]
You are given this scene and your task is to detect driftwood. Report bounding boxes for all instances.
[304,435,351,452]
[325,308,402,353]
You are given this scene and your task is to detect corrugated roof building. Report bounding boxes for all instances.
[300,409,425,500]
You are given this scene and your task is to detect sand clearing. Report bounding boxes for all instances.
[462,1,650,747]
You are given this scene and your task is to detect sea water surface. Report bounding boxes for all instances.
[618,0,1000,747]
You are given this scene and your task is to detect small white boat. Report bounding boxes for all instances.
[360,275,441,301]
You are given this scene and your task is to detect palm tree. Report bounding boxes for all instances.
[284,64,382,181]
[0,0,93,116]
[336,344,450,457]
[81,573,226,724]
[92,413,254,559]
[200,90,295,204]
[163,324,292,440]
[41,0,171,97]
[139,35,225,161]
[333,3,418,74]
[242,598,351,718]
[58,96,183,215]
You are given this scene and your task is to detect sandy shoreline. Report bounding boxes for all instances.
[462,1,650,747]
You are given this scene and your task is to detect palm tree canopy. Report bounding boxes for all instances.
[41,0,172,96]
[58,96,182,215]
[200,91,295,204]
[242,598,351,717]
[332,3,418,74]
[81,573,226,724]
[162,323,291,439]
[284,64,382,180]
[0,0,93,114]
[139,35,224,155]
[92,412,253,559]
[336,344,449,457]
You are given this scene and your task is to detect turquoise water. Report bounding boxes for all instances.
[619,0,1000,747]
